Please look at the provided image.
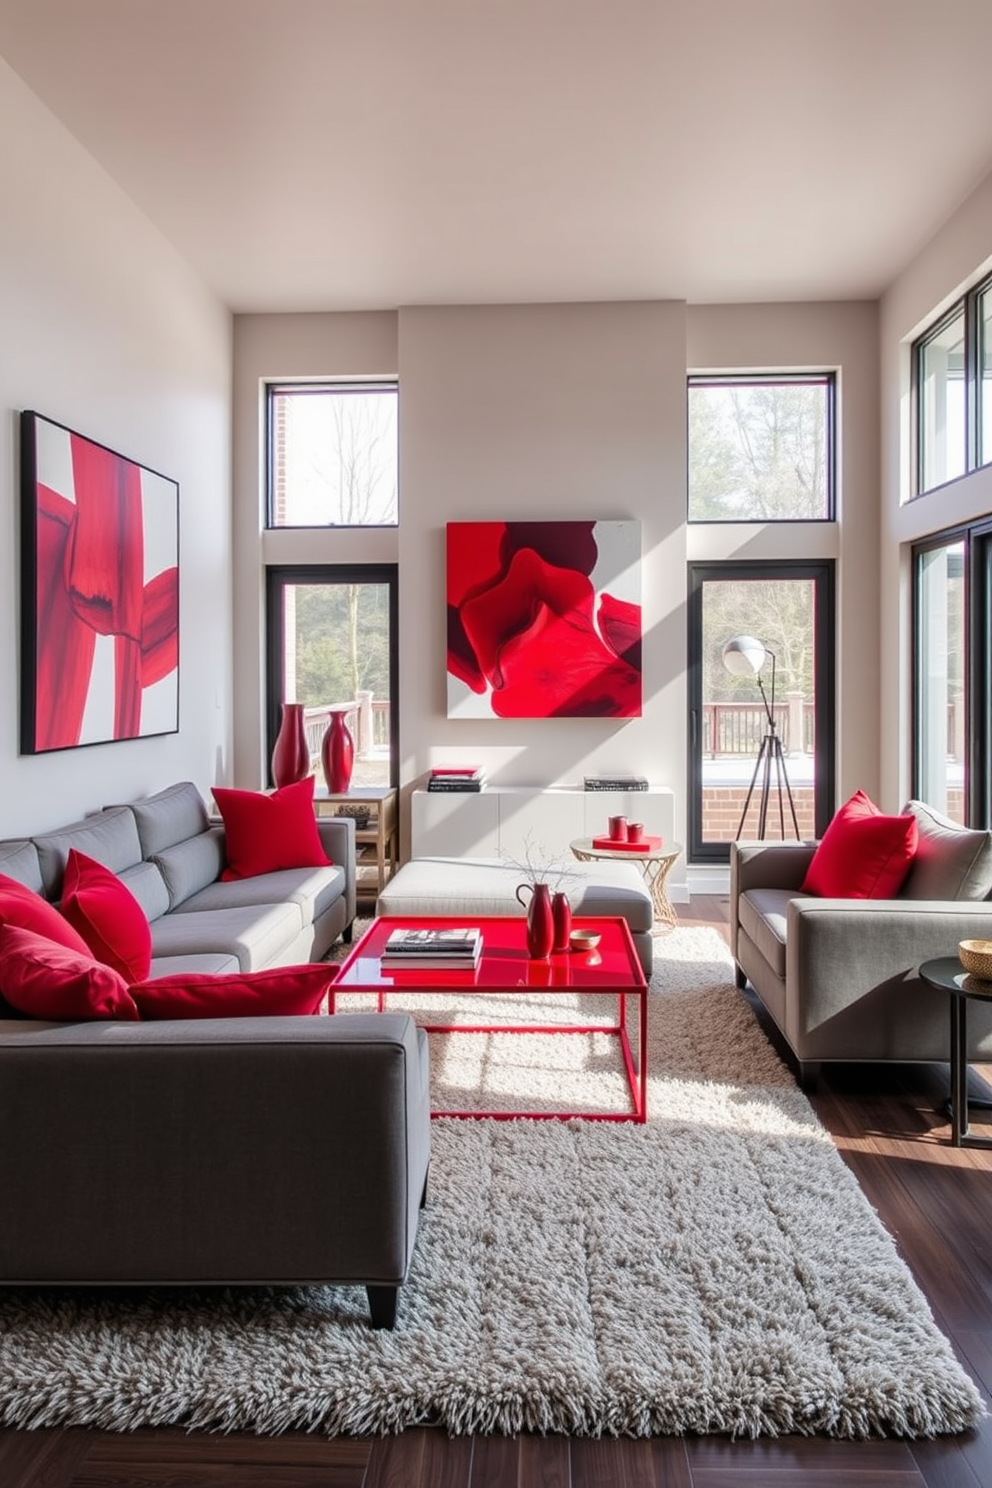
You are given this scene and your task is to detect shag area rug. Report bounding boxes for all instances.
[0,927,983,1440]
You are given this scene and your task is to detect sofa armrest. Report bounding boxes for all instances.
[730,841,817,959]
[316,815,357,925]
[787,896,992,1042]
[0,1012,430,1287]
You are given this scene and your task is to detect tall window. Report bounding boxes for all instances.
[914,275,992,496]
[687,561,835,864]
[687,374,834,522]
[267,382,398,527]
[913,522,992,827]
[266,565,398,791]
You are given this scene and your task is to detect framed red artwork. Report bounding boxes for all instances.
[446,519,641,718]
[19,411,180,754]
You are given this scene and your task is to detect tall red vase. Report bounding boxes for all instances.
[271,702,310,788]
[321,707,355,794]
[515,880,554,959]
[551,890,572,953]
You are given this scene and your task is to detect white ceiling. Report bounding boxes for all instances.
[3,0,992,314]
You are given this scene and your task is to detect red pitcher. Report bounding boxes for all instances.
[515,880,554,959]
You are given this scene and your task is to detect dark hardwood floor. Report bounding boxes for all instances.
[5,893,992,1487]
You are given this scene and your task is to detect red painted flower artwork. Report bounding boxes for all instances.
[20,413,179,753]
[446,520,641,718]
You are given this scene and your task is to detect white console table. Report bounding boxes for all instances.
[411,785,679,891]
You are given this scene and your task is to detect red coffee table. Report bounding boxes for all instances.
[331,915,647,1122]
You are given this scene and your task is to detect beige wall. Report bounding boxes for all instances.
[687,301,881,806]
[0,59,232,837]
[880,166,992,809]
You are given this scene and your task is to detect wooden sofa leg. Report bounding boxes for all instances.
[734,962,747,989]
[367,1285,398,1330]
[342,921,355,945]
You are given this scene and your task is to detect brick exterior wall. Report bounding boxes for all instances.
[701,786,967,843]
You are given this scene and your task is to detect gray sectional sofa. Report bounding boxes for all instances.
[730,799,992,1088]
[0,779,356,976]
[0,781,431,1329]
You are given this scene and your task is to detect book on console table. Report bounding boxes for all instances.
[427,766,487,792]
[584,775,649,791]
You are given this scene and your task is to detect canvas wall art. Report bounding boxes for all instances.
[20,411,179,754]
[446,520,641,718]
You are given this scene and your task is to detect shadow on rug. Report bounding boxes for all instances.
[0,927,983,1439]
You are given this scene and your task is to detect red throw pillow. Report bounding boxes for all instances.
[801,790,919,899]
[0,924,139,1021]
[129,963,334,1019]
[60,849,153,982]
[0,871,91,956]
[213,776,330,881]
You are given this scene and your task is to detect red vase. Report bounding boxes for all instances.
[551,891,572,953]
[321,708,355,794]
[271,702,310,788]
[515,880,554,960]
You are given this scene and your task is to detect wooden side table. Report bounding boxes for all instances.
[314,785,398,903]
[569,838,682,931]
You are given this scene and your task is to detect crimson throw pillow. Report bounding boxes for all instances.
[0,924,139,1021]
[129,963,334,1020]
[801,789,918,899]
[213,775,330,881]
[0,871,91,956]
[60,849,153,982]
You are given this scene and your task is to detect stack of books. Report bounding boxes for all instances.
[380,926,483,969]
[427,766,487,792]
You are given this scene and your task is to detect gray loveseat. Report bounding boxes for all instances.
[0,781,431,1328]
[730,799,992,1088]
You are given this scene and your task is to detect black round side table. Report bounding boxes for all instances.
[919,956,992,1148]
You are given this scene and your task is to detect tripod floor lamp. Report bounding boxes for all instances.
[721,634,800,841]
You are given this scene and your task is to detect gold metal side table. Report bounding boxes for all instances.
[569,838,682,931]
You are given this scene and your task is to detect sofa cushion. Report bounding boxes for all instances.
[0,872,91,956]
[176,864,345,925]
[60,850,153,983]
[152,828,226,909]
[129,963,334,1020]
[32,806,143,899]
[117,861,171,923]
[148,902,305,973]
[125,781,210,858]
[738,888,798,980]
[801,790,917,899]
[0,925,139,1022]
[900,800,992,901]
[213,777,330,881]
[0,840,43,894]
[149,952,242,978]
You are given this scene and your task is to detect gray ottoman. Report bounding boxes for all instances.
[377,856,655,976]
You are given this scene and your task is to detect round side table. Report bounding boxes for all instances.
[570,838,682,931]
[919,956,992,1148]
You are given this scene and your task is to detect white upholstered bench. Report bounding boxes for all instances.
[377,856,655,976]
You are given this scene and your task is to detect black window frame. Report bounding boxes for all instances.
[264,563,400,794]
[265,380,399,530]
[687,372,837,524]
[912,519,992,828]
[686,559,836,865]
[912,274,992,498]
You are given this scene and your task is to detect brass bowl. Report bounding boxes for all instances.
[959,939,992,979]
[569,929,602,952]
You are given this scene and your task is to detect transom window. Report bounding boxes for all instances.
[267,382,398,528]
[687,374,834,522]
[913,275,992,497]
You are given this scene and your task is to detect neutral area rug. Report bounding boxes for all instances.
[0,927,983,1440]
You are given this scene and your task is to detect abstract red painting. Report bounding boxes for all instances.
[20,412,179,753]
[446,520,641,718]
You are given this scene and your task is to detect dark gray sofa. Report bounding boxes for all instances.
[0,781,431,1328]
[730,799,992,1088]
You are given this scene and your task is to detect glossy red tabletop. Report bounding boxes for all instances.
[334,915,645,991]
